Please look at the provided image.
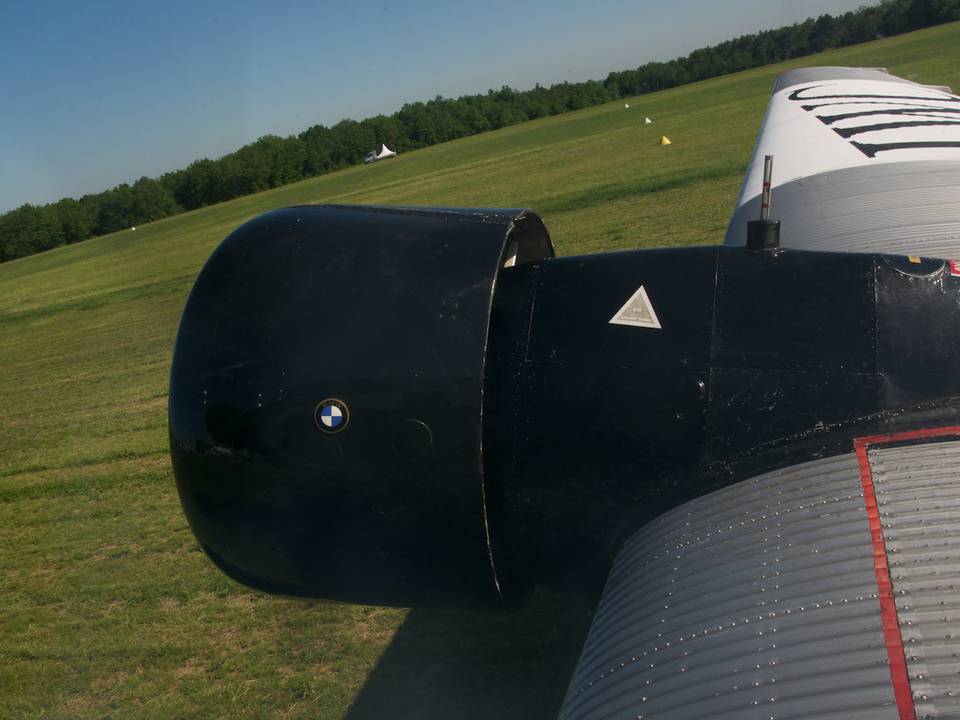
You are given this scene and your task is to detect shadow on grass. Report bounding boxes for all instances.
[346,588,595,720]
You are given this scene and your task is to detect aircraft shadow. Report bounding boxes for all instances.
[345,588,594,720]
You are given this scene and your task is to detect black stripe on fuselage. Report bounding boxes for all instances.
[816,106,960,124]
[832,118,960,139]
[788,85,960,103]
[851,140,960,157]
[803,100,960,112]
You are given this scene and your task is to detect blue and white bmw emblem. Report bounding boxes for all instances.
[315,398,349,434]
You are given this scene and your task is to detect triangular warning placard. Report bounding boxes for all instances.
[609,285,662,329]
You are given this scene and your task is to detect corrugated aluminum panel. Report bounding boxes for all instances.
[871,439,960,718]
[725,160,960,258]
[559,439,960,719]
[559,453,898,720]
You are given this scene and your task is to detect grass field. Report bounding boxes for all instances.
[2,22,959,719]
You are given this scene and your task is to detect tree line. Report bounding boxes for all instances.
[2,0,958,263]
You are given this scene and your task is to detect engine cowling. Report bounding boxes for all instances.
[169,204,553,606]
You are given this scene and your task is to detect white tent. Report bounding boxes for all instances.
[364,144,398,164]
[644,117,652,125]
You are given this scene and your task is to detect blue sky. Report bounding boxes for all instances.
[0,0,868,212]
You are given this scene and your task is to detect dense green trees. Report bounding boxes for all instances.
[2,0,958,263]
[602,0,959,97]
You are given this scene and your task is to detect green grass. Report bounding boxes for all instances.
[2,22,959,719]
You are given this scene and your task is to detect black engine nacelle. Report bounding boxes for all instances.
[170,204,960,607]
[169,205,554,606]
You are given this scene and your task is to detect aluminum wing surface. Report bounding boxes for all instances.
[726,67,960,256]
[560,432,960,720]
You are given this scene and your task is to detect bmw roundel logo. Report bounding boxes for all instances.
[315,398,349,434]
